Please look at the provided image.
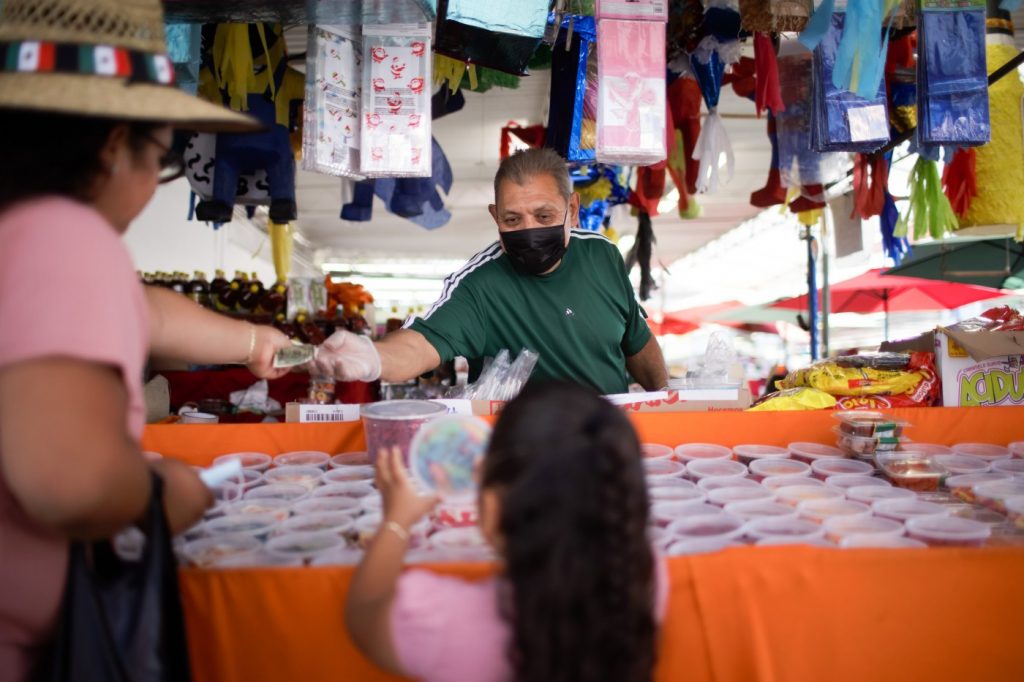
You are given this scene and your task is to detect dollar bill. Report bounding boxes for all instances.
[273,344,317,368]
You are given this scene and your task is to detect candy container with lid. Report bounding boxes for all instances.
[991,459,1024,477]
[905,516,991,547]
[665,538,738,556]
[359,495,383,513]
[833,411,907,438]
[674,443,732,462]
[823,515,904,544]
[972,480,1024,514]
[876,453,944,492]
[944,472,1011,503]
[724,500,798,521]
[951,443,1012,462]
[650,497,711,526]
[755,536,834,547]
[263,465,324,491]
[330,451,371,468]
[762,475,826,491]
[323,466,375,484]
[225,498,291,522]
[648,484,701,502]
[788,442,845,464]
[410,415,491,501]
[646,476,695,489]
[180,535,262,568]
[954,506,1009,527]
[667,512,746,542]
[835,429,902,458]
[732,444,789,466]
[775,485,844,507]
[215,451,272,471]
[697,476,762,492]
[644,459,687,479]
[274,450,331,469]
[707,486,774,507]
[202,512,279,540]
[745,517,825,542]
[932,454,990,476]
[825,474,889,491]
[749,458,811,481]
[839,535,926,549]
[812,458,874,480]
[846,485,915,506]
[686,459,747,480]
[1005,496,1024,530]
[361,400,448,465]
[278,511,355,538]
[872,498,950,522]
[797,498,871,524]
[244,483,309,503]
[266,531,346,563]
[291,496,360,516]
[641,443,675,460]
[904,443,953,457]
[1009,441,1024,459]
[313,481,375,499]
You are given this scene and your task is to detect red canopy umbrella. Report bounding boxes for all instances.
[771,268,1006,339]
[651,301,779,336]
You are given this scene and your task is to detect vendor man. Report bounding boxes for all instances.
[313,148,667,394]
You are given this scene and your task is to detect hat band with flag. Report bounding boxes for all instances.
[0,40,174,85]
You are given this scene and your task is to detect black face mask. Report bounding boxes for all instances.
[500,225,568,275]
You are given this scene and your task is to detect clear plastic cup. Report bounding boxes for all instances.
[944,472,1011,503]
[788,442,846,464]
[215,452,272,471]
[667,512,746,542]
[243,483,309,503]
[797,498,871,524]
[732,444,789,466]
[952,443,1012,462]
[1005,495,1024,530]
[674,443,732,462]
[845,485,916,506]
[665,538,738,556]
[972,480,1024,514]
[825,474,889,491]
[749,458,811,481]
[707,486,774,507]
[225,498,291,523]
[266,531,346,563]
[839,535,926,549]
[323,466,375,484]
[932,454,990,476]
[762,475,826,491]
[649,491,707,522]
[232,469,264,490]
[202,512,279,539]
[312,481,376,499]
[724,500,799,521]
[872,498,950,522]
[180,535,262,568]
[991,459,1024,477]
[646,476,695,489]
[262,466,323,491]
[291,496,360,516]
[330,451,371,468]
[823,515,904,543]
[776,485,844,507]
[643,459,687,479]
[641,443,675,460]
[648,481,698,501]
[697,476,762,492]
[361,400,447,465]
[811,458,873,480]
[745,516,825,542]
[905,516,991,547]
[274,450,331,469]
[686,459,747,481]
[278,511,355,537]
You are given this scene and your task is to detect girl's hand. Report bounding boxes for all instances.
[375,446,438,530]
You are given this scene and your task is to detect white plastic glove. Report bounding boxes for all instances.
[312,330,382,382]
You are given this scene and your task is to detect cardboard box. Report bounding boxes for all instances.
[934,328,1024,407]
[435,389,753,417]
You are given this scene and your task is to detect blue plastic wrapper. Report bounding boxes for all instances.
[812,13,890,153]
[690,49,724,110]
[545,15,597,162]
[917,7,990,147]
[776,47,845,187]
[434,0,548,75]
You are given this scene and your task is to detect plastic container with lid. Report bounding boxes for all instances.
[707,486,774,507]
[215,452,272,472]
[666,512,746,542]
[312,481,375,499]
[756,536,835,547]
[646,476,694,489]
[697,476,762,492]
[797,498,871,524]
[732,444,789,466]
[428,527,492,559]
[872,498,950,522]
[972,479,1024,514]
[359,495,383,513]
[992,458,1024,477]
[291,496,360,516]
[788,442,845,464]
[944,472,1011,502]
[1009,441,1024,459]
[643,459,687,479]
[762,475,826,492]
[243,483,309,502]
[641,443,675,460]
[745,516,825,542]
[310,548,365,566]
[905,516,991,547]
[266,530,346,562]
[812,458,874,480]
[273,450,330,469]
[330,451,371,468]
[749,458,811,481]
[724,500,799,521]
[835,428,902,458]
[180,535,262,568]
[665,538,738,556]
[658,503,725,519]
[1005,496,1024,530]
[932,454,990,476]
[432,501,478,529]
[278,511,355,537]
[674,443,732,462]
[876,453,944,492]
[202,512,279,539]
[686,459,747,480]
[648,483,700,502]
[953,506,1009,526]
[775,485,844,507]
[647,526,673,551]
[323,465,375,484]
[410,415,491,500]
[951,443,1012,462]
[903,443,954,457]
[224,498,291,522]
[361,400,448,465]
[845,485,915,506]
[839,534,926,549]
[834,411,907,438]
[353,513,382,548]
[262,465,323,491]
[825,474,889,491]
[650,495,711,526]
[823,515,904,543]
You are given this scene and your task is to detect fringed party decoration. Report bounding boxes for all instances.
[750,114,787,207]
[434,0,549,76]
[269,220,294,283]
[942,147,978,218]
[545,14,598,162]
[571,164,631,232]
[360,24,432,178]
[898,156,959,240]
[797,0,834,50]
[692,108,735,193]
[434,53,473,93]
[500,121,546,159]
[625,210,657,300]
[880,176,911,264]
[302,25,363,179]
[753,32,784,117]
[667,75,703,196]
[851,153,888,219]
[166,23,201,95]
[831,0,898,99]
[596,18,667,166]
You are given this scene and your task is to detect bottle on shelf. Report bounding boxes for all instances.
[188,271,210,307]
[274,311,298,339]
[210,269,229,305]
[238,271,265,313]
[385,305,403,334]
[259,279,288,317]
[295,310,326,345]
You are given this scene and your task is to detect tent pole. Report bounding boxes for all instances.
[821,212,831,357]
[883,290,890,341]
[804,226,818,360]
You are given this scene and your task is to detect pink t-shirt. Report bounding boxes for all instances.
[0,197,150,680]
[390,555,669,682]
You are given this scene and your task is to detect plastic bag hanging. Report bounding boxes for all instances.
[811,12,891,153]
[596,0,669,20]
[545,14,598,162]
[360,24,432,178]
[302,25,364,179]
[434,0,549,76]
[917,2,990,147]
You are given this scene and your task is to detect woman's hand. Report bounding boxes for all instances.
[149,458,213,534]
[375,446,438,531]
[246,324,293,380]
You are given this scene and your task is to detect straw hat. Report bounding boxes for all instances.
[0,0,260,132]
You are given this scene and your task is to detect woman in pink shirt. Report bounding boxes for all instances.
[0,1,292,678]
[347,382,664,682]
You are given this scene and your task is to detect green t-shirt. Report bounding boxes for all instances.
[407,229,651,394]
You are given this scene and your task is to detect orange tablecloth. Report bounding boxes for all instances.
[146,408,1024,682]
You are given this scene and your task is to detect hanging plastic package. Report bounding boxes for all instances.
[545,14,598,162]
[596,19,667,166]
[360,23,432,178]
[917,1,990,147]
[811,12,890,153]
[434,0,549,76]
[166,24,200,95]
[302,25,363,178]
[596,0,669,20]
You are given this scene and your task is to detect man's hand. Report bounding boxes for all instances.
[247,324,293,379]
[310,330,383,382]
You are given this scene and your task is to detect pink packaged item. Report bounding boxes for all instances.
[596,19,666,165]
[596,0,668,21]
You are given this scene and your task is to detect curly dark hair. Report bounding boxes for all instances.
[0,109,161,212]
[481,381,657,682]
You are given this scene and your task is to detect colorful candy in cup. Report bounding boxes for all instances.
[263,465,323,491]
[943,473,1011,503]
[359,495,383,513]
[797,498,871,524]
[215,451,272,472]
[644,459,687,479]
[274,450,330,469]
[225,498,291,522]
[732,444,788,467]
[1009,441,1024,459]
[905,516,991,547]
[697,476,762,492]
[361,400,447,466]
[749,458,811,481]
[646,476,695,489]
[762,475,826,492]
[972,480,1024,514]
[823,515,904,544]
[674,443,732,462]
[648,485,706,506]
[641,443,675,460]
[775,485,844,508]
[833,411,906,438]
[410,415,491,500]
[825,474,889,491]
[1005,496,1024,530]
[202,512,279,540]
[834,428,902,458]
[872,498,949,523]
[745,516,824,542]
[787,442,845,464]
[291,496,360,516]
[903,443,953,457]
[278,511,355,537]
[991,459,1024,477]
[650,496,711,526]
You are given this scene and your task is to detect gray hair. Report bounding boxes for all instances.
[493,147,572,202]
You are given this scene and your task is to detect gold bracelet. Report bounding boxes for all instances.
[383,520,410,542]
[244,324,256,365]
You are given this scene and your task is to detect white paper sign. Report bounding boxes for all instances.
[430,399,475,416]
[294,403,360,423]
[847,105,888,143]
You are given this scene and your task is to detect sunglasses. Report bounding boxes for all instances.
[141,132,186,184]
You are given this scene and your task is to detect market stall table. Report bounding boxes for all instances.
[144,408,1024,682]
